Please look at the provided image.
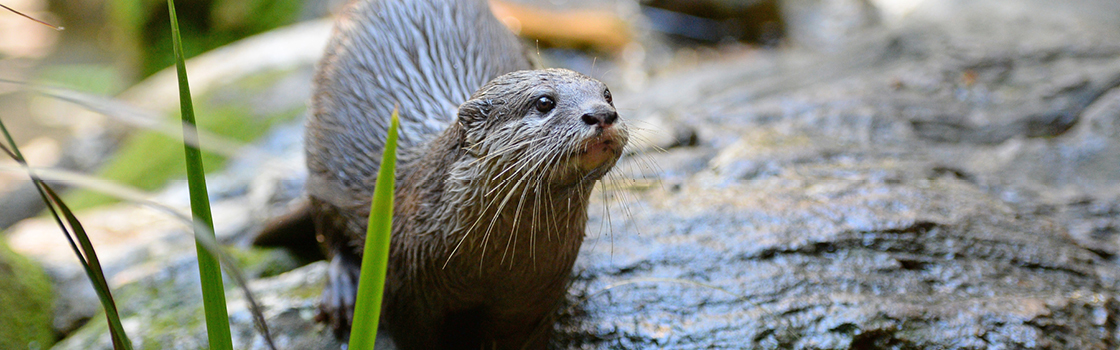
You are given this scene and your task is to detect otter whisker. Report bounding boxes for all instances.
[602,178,615,257]
[470,128,537,165]
[484,153,532,197]
[602,169,646,238]
[470,146,543,252]
[467,160,524,257]
[527,141,564,265]
[446,152,538,269]
[477,134,544,199]
[482,151,548,268]
[536,141,568,244]
[500,149,553,267]
[506,135,564,249]
[529,181,541,267]
[464,148,537,235]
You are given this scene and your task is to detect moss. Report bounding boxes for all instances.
[37,64,124,96]
[58,257,211,349]
[137,305,206,350]
[0,240,55,350]
[283,272,328,301]
[227,247,301,279]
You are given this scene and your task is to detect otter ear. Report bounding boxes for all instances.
[457,98,492,129]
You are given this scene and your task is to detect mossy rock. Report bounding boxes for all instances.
[228,246,303,279]
[0,239,55,350]
[53,261,340,350]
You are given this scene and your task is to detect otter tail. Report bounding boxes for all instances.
[253,198,325,262]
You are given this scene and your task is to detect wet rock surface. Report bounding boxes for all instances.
[556,150,1113,348]
[4,0,1120,349]
[552,0,1120,348]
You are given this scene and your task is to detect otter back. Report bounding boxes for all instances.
[306,0,532,212]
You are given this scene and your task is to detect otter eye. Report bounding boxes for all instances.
[604,89,613,105]
[535,96,556,113]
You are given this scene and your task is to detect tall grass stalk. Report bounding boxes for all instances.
[0,3,64,29]
[0,119,132,350]
[167,0,233,349]
[348,109,400,350]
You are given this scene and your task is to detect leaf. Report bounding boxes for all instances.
[349,109,400,350]
[167,1,234,348]
[0,117,132,349]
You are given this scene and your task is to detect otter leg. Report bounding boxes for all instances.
[317,250,361,340]
[485,313,552,350]
[309,197,365,339]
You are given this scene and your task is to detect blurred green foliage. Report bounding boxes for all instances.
[64,69,304,209]
[0,240,55,350]
[110,0,304,79]
[38,64,124,96]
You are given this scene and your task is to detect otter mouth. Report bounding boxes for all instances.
[576,132,625,172]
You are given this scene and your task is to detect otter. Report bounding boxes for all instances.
[257,0,629,349]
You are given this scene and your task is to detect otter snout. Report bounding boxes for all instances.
[581,106,618,128]
[575,102,627,172]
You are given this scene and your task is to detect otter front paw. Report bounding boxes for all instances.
[316,253,360,340]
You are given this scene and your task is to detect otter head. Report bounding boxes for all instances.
[455,68,628,190]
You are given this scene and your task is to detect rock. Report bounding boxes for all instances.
[780,0,881,50]
[4,182,312,340]
[50,262,348,350]
[550,0,1120,347]
[0,238,55,350]
[7,204,187,336]
[556,138,1111,348]
[224,261,397,350]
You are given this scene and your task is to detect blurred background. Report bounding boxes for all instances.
[0,0,891,211]
[0,0,811,225]
[5,0,1117,212]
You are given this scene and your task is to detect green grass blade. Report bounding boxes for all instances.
[167,1,233,349]
[41,185,133,349]
[349,109,400,350]
[0,119,133,350]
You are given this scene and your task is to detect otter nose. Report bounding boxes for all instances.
[581,109,618,128]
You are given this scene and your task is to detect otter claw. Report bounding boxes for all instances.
[318,253,361,340]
